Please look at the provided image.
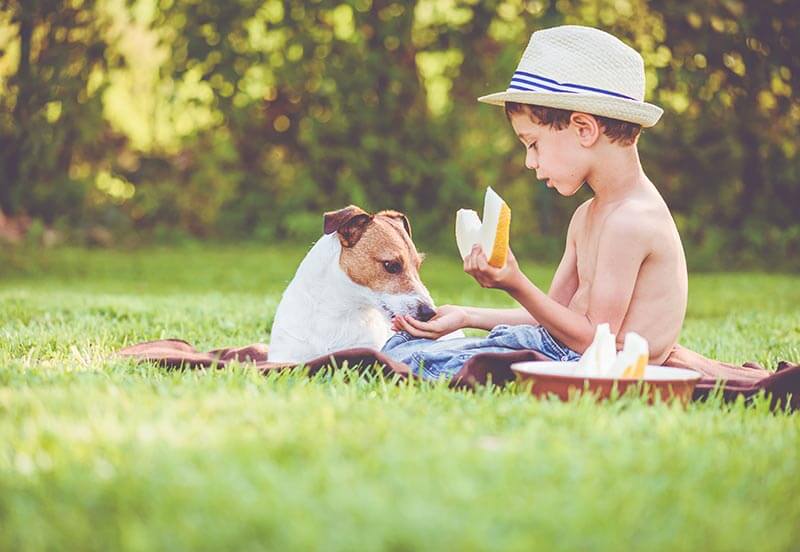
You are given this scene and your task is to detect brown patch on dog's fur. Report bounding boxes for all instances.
[338,211,425,295]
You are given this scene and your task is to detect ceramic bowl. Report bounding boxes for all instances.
[510,361,702,403]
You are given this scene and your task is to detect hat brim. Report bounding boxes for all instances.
[477,90,663,128]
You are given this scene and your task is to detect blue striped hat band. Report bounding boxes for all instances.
[507,70,637,101]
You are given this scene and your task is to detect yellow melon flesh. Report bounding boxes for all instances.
[616,332,649,379]
[488,202,511,268]
[621,354,648,379]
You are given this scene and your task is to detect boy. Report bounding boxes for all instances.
[381,25,688,379]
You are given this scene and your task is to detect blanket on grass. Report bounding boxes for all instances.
[118,340,800,411]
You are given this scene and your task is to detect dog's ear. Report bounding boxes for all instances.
[323,205,373,247]
[378,210,412,238]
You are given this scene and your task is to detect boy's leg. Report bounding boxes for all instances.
[381,331,484,364]
[479,324,581,362]
[381,324,581,380]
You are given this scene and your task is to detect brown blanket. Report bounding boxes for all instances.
[117,339,800,411]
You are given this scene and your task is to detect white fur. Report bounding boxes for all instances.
[269,233,448,363]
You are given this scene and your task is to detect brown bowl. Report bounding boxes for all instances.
[510,361,702,404]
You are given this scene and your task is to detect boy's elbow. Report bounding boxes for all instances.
[576,315,603,352]
[575,335,593,354]
[567,325,593,354]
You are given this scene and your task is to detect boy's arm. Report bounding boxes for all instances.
[465,213,652,352]
[463,204,583,330]
[547,203,583,306]
[395,304,535,338]
[397,204,587,340]
[463,306,536,331]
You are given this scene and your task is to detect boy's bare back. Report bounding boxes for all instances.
[563,183,687,363]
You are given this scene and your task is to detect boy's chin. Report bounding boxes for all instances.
[552,181,584,196]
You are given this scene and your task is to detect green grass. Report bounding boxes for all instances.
[1,244,799,551]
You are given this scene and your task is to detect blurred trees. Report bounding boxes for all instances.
[0,0,123,230]
[0,0,798,269]
[651,0,800,267]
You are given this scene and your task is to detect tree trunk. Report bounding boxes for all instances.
[3,4,34,214]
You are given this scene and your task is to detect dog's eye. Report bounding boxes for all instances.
[382,260,402,274]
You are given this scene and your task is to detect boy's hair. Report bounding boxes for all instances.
[504,102,642,146]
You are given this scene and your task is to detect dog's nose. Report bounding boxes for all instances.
[415,303,437,322]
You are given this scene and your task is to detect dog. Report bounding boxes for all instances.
[268,205,455,363]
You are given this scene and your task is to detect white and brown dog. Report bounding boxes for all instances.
[268,206,456,364]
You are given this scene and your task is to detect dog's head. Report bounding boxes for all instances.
[323,205,437,322]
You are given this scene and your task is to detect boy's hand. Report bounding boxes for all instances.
[464,245,524,292]
[392,305,469,339]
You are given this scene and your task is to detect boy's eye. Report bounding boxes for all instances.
[527,141,538,151]
[382,260,402,274]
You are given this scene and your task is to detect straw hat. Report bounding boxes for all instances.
[478,25,663,127]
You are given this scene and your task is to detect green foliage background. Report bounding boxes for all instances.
[1,0,798,269]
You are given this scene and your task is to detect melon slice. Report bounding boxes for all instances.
[613,332,649,379]
[576,324,650,380]
[577,323,617,376]
[455,187,511,268]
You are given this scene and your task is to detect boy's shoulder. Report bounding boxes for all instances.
[571,194,672,249]
[569,196,654,229]
[567,198,594,232]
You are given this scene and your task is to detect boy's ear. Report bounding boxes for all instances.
[323,205,374,247]
[570,112,601,146]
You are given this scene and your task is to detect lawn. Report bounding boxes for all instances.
[1,244,799,551]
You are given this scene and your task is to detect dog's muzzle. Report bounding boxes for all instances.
[377,288,437,322]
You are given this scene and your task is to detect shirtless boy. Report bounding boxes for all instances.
[382,25,688,378]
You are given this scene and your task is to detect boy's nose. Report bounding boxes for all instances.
[525,150,538,170]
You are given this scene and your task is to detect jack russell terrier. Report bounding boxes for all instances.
[268,205,459,363]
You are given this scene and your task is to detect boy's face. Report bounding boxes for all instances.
[509,111,588,196]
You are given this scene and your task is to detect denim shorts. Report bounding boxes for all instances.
[380,324,581,380]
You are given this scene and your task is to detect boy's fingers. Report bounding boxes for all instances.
[398,316,426,336]
[465,249,485,274]
[396,316,422,336]
[403,315,444,338]
[476,254,490,272]
[406,315,440,333]
[402,315,424,329]
[464,253,474,271]
[398,316,437,339]
[468,250,483,271]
